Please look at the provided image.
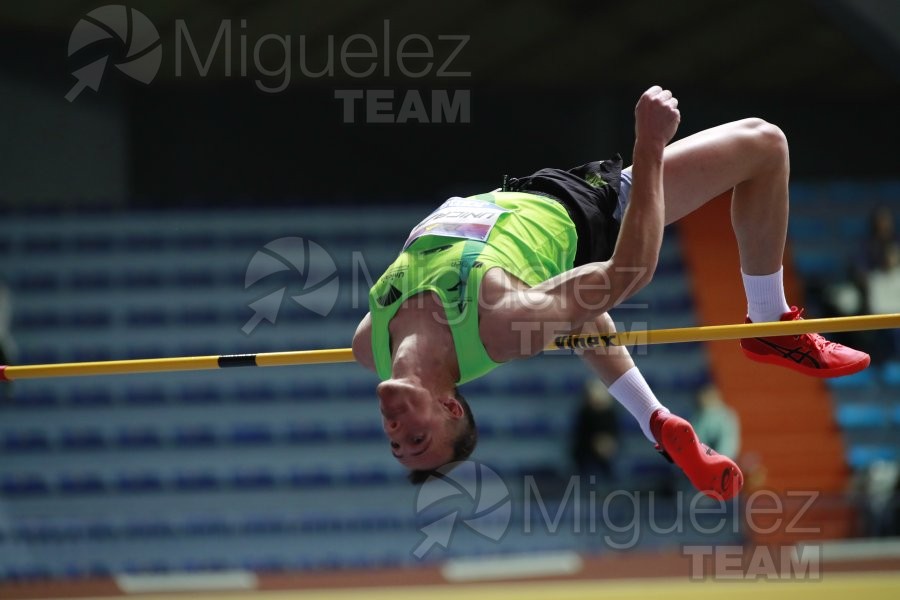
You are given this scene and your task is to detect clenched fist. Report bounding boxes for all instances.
[635,85,680,150]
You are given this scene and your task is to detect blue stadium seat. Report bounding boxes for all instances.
[123,561,171,575]
[630,457,673,479]
[507,417,554,437]
[893,405,900,427]
[826,368,878,389]
[120,271,165,289]
[58,473,106,494]
[669,368,711,392]
[12,522,58,542]
[228,424,275,445]
[230,468,278,489]
[65,309,111,328]
[788,183,821,206]
[835,404,888,429]
[60,428,107,450]
[476,420,498,438]
[178,342,220,356]
[656,293,693,312]
[298,514,341,532]
[177,384,221,404]
[288,468,334,488]
[14,309,61,329]
[847,445,898,469]
[174,470,220,491]
[342,378,378,396]
[17,346,59,364]
[68,346,113,361]
[22,236,63,253]
[172,270,217,288]
[122,233,166,251]
[788,217,830,241]
[344,467,391,486]
[72,235,114,253]
[6,565,53,581]
[0,474,50,496]
[239,514,290,534]
[174,233,218,251]
[506,376,548,395]
[115,472,164,493]
[68,387,114,406]
[124,385,167,405]
[173,425,218,447]
[793,253,834,277]
[64,563,111,579]
[340,422,382,440]
[123,518,175,538]
[124,345,167,360]
[241,557,287,572]
[235,382,278,402]
[84,520,117,540]
[837,216,868,237]
[285,423,329,443]
[181,558,231,572]
[125,308,169,327]
[68,270,113,290]
[882,361,900,388]
[116,427,163,448]
[177,307,220,325]
[1,430,51,452]
[461,378,492,395]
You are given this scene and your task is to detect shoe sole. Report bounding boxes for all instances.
[660,418,743,501]
[741,347,871,378]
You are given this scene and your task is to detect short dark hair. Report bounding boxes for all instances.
[408,388,477,485]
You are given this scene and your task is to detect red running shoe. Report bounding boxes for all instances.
[651,410,743,500]
[740,307,870,378]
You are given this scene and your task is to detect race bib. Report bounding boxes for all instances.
[403,197,509,250]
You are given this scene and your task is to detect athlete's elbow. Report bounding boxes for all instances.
[634,256,657,289]
[607,256,656,300]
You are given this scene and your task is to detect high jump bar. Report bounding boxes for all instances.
[1,313,898,382]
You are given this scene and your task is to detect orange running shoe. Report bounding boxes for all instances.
[740,307,870,378]
[651,410,743,500]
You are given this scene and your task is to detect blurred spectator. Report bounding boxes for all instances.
[865,206,900,273]
[571,380,620,482]
[819,206,899,363]
[693,384,740,460]
[857,460,900,537]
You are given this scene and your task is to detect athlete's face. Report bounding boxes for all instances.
[377,379,460,471]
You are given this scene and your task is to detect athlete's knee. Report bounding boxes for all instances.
[740,118,789,169]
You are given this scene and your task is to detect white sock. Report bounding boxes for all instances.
[741,266,791,323]
[607,366,668,443]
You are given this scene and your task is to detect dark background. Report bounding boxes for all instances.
[0,0,897,207]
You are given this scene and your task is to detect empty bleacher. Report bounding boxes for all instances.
[0,206,722,579]
[790,181,900,473]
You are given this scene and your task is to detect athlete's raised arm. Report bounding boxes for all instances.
[492,86,680,358]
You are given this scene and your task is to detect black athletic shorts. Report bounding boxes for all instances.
[505,154,624,267]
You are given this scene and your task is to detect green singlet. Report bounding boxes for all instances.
[368,191,578,384]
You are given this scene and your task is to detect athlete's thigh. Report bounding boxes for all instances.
[628,119,775,225]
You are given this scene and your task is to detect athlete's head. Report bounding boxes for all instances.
[376,378,477,484]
